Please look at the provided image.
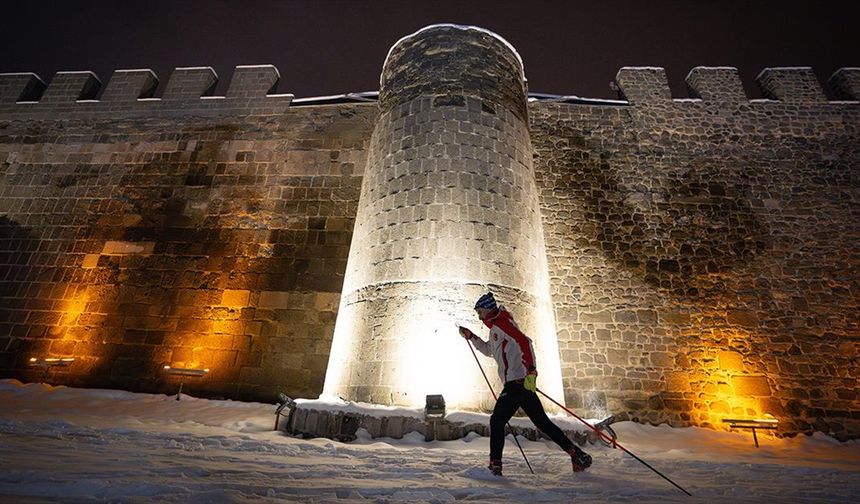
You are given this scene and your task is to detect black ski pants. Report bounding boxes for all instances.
[490,380,574,460]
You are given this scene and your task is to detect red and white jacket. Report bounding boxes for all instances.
[471,306,536,384]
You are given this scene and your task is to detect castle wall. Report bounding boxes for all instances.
[530,67,860,439]
[0,66,376,401]
[0,41,858,439]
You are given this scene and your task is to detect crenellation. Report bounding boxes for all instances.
[161,67,218,101]
[226,65,280,98]
[756,67,827,102]
[826,67,860,100]
[614,67,672,104]
[40,71,101,104]
[685,66,746,103]
[0,72,45,103]
[100,69,159,101]
[0,66,294,118]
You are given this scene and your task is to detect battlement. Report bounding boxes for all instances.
[2,62,856,122]
[614,66,859,105]
[0,65,293,119]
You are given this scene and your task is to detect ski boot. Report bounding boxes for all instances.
[567,445,592,472]
[488,458,503,476]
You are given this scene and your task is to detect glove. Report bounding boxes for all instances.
[458,326,475,340]
[524,371,537,392]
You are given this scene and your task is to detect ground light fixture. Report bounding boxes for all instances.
[28,357,75,380]
[28,357,75,368]
[162,365,209,401]
[424,394,447,442]
[275,392,297,431]
[722,416,780,447]
[424,394,446,419]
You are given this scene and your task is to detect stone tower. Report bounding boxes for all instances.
[323,25,565,411]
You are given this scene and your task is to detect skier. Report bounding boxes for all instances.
[459,292,592,476]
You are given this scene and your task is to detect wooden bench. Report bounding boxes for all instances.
[722,418,779,447]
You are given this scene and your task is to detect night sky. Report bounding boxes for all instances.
[1,0,858,100]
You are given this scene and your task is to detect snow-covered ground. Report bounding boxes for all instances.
[1,379,858,503]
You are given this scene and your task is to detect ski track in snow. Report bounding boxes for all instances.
[1,379,859,503]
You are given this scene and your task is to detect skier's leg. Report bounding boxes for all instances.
[489,384,521,461]
[520,390,574,451]
[521,391,592,471]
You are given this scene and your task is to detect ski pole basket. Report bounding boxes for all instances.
[591,415,619,448]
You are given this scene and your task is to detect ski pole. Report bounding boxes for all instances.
[537,388,692,497]
[463,331,534,475]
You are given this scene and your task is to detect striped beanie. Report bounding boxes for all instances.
[474,292,498,310]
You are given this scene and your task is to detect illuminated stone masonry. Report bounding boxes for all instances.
[324,25,564,412]
[0,26,858,439]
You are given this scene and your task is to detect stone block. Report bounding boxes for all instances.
[81,254,100,269]
[665,372,690,392]
[314,292,340,311]
[0,72,45,102]
[718,350,744,372]
[226,65,280,99]
[614,310,637,323]
[101,69,158,101]
[170,347,193,364]
[259,291,291,309]
[663,398,693,412]
[101,241,155,256]
[827,67,860,100]
[614,67,672,104]
[731,375,772,396]
[41,71,101,104]
[709,400,731,414]
[650,352,673,367]
[580,311,613,323]
[606,348,628,365]
[727,310,758,327]
[636,309,658,324]
[162,67,218,101]
[685,66,746,103]
[657,309,691,325]
[756,67,826,102]
[49,339,77,355]
[221,289,250,308]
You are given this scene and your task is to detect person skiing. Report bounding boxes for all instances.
[459,292,592,476]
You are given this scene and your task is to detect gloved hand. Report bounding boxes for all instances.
[524,370,538,392]
[458,326,475,340]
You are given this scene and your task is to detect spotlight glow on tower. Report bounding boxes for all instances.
[323,25,565,411]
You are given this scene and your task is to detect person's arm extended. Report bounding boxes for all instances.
[459,326,491,357]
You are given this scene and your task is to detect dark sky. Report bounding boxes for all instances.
[1,0,857,100]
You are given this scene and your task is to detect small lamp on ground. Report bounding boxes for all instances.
[722,416,779,447]
[275,392,297,431]
[29,357,75,368]
[424,394,446,419]
[162,365,209,401]
[424,394,446,442]
[28,357,75,381]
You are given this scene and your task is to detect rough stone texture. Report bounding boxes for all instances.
[285,406,593,445]
[827,68,860,101]
[0,29,858,440]
[530,66,859,440]
[380,25,527,121]
[324,25,564,411]
[0,86,376,402]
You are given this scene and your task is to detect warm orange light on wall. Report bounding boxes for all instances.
[682,326,778,430]
[58,291,89,328]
